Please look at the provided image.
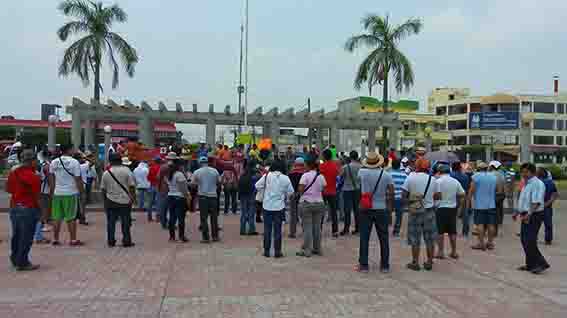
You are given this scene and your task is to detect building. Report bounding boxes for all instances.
[427,88,470,113]
[338,96,449,154]
[432,82,567,164]
[41,104,62,121]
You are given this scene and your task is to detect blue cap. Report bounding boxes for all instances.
[199,156,208,163]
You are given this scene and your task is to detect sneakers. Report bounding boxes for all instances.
[406,262,421,271]
[423,262,433,271]
[531,264,550,275]
[16,264,40,272]
[123,242,136,248]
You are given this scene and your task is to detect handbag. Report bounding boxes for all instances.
[255,174,268,203]
[107,168,134,206]
[408,175,432,214]
[360,170,384,210]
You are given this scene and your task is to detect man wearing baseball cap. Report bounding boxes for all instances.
[469,162,499,251]
[489,161,506,236]
[191,156,221,243]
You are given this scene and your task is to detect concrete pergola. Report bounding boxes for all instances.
[66,98,402,152]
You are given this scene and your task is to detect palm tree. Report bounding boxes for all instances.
[345,14,422,151]
[57,0,139,102]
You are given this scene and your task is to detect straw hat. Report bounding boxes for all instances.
[477,161,488,169]
[121,157,132,166]
[363,152,384,168]
[165,152,179,160]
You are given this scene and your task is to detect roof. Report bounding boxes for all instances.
[0,119,176,133]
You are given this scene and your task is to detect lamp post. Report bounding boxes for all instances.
[104,125,112,166]
[48,115,57,153]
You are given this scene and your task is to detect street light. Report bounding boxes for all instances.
[104,125,112,166]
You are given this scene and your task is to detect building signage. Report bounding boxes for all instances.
[469,112,519,129]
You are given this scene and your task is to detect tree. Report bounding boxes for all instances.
[345,14,422,151]
[57,0,139,102]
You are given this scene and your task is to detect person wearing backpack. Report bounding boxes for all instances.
[401,158,441,271]
[100,153,137,248]
[238,162,259,236]
[355,152,394,273]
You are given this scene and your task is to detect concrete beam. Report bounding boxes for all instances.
[283,108,295,117]
[208,104,215,113]
[224,105,231,115]
[176,103,183,112]
[72,97,88,107]
[266,107,279,117]
[107,99,119,108]
[141,101,152,112]
[253,107,263,115]
[124,100,138,110]
[158,102,168,112]
[192,104,198,113]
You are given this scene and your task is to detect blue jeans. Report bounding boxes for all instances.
[392,199,404,235]
[10,207,40,267]
[33,222,44,241]
[138,188,148,211]
[239,195,256,234]
[158,192,169,229]
[461,208,473,236]
[520,212,549,270]
[544,208,553,243]
[342,190,360,232]
[168,196,187,240]
[148,187,158,216]
[263,210,284,255]
[358,209,390,270]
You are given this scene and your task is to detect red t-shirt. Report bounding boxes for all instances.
[319,161,339,195]
[7,165,41,209]
[148,163,160,187]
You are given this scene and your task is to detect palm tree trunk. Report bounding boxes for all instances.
[381,70,389,154]
[93,60,101,102]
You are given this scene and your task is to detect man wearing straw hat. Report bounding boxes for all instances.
[355,152,394,273]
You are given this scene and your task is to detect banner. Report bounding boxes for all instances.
[469,112,519,129]
[236,133,253,145]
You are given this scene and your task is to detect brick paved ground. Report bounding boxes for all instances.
[0,206,566,317]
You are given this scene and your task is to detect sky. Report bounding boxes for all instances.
[2,0,567,126]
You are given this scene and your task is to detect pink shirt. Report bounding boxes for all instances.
[299,170,326,203]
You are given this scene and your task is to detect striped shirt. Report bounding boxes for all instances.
[390,169,408,200]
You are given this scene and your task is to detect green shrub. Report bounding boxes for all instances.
[545,164,563,180]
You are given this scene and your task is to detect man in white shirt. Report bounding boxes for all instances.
[401,158,440,271]
[255,160,294,258]
[435,164,464,260]
[192,156,221,243]
[49,144,84,246]
[133,161,151,221]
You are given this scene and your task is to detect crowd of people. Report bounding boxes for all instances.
[4,141,557,276]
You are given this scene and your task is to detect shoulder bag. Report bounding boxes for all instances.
[360,170,384,210]
[408,175,433,214]
[255,174,268,203]
[107,168,134,206]
[296,172,320,201]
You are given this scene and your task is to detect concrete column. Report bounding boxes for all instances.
[330,125,340,151]
[425,136,433,153]
[368,127,377,152]
[520,119,531,163]
[485,146,492,162]
[270,122,280,144]
[138,115,154,147]
[206,118,216,146]
[47,115,57,153]
[84,119,95,148]
[71,110,81,150]
[317,127,324,150]
[389,125,400,151]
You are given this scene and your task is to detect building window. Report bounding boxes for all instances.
[534,153,554,164]
[557,104,565,114]
[481,104,498,112]
[557,136,564,145]
[447,120,467,130]
[433,122,446,131]
[521,102,531,113]
[436,107,447,116]
[449,94,455,101]
[557,120,564,130]
[533,102,555,113]
[482,135,518,145]
[500,104,519,112]
[448,104,467,115]
[469,103,481,112]
[469,135,482,145]
[450,136,467,145]
[533,119,555,130]
[533,135,555,145]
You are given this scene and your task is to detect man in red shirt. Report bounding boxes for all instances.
[6,149,42,271]
[319,149,340,237]
[147,156,162,222]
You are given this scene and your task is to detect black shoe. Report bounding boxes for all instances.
[16,264,40,271]
[545,241,552,246]
[212,237,220,242]
[531,264,550,274]
[288,234,297,239]
[108,241,116,248]
[352,230,359,236]
[407,262,421,271]
[179,237,189,243]
[517,265,531,271]
[248,231,259,236]
[312,251,323,256]
[263,252,270,258]
[423,262,433,271]
[79,221,89,226]
[332,232,339,238]
[240,232,246,236]
[339,230,349,236]
[296,251,311,257]
[123,242,136,248]
[274,253,284,259]
[200,239,211,244]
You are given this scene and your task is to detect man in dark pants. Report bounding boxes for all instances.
[536,168,558,245]
[192,156,221,243]
[340,151,362,235]
[6,149,42,271]
[356,152,394,273]
[100,153,137,248]
[319,149,340,237]
[516,163,549,274]
[288,158,306,238]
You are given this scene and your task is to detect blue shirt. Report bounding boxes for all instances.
[518,176,545,213]
[471,172,497,210]
[390,169,408,200]
[451,171,470,193]
[540,178,558,208]
[358,168,394,210]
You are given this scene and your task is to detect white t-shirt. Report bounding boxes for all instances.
[436,174,465,208]
[50,156,81,196]
[133,163,150,189]
[401,172,440,209]
[80,163,97,184]
[167,171,187,197]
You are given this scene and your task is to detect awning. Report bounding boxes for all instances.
[493,145,520,155]
[529,145,559,154]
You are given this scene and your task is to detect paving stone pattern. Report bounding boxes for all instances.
[0,207,566,317]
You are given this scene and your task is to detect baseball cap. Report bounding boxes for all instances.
[199,156,208,163]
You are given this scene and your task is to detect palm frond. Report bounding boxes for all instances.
[344,34,381,52]
[103,4,127,24]
[58,35,94,86]
[58,0,94,22]
[105,38,120,89]
[107,33,139,78]
[57,21,90,41]
[391,18,423,42]
[390,48,414,93]
[362,14,388,38]
[353,49,385,91]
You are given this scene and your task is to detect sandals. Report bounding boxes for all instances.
[449,253,460,260]
[354,264,369,273]
[406,262,421,271]
[69,240,84,246]
[434,255,446,260]
[471,244,486,251]
[486,243,495,250]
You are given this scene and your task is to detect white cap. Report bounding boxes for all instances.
[489,160,502,169]
[13,142,22,148]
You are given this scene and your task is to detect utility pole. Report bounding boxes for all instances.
[307,97,312,149]
[243,0,249,127]
[237,23,244,133]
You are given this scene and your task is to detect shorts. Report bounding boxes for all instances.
[407,208,438,247]
[436,208,457,235]
[474,209,497,226]
[51,195,79,222]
